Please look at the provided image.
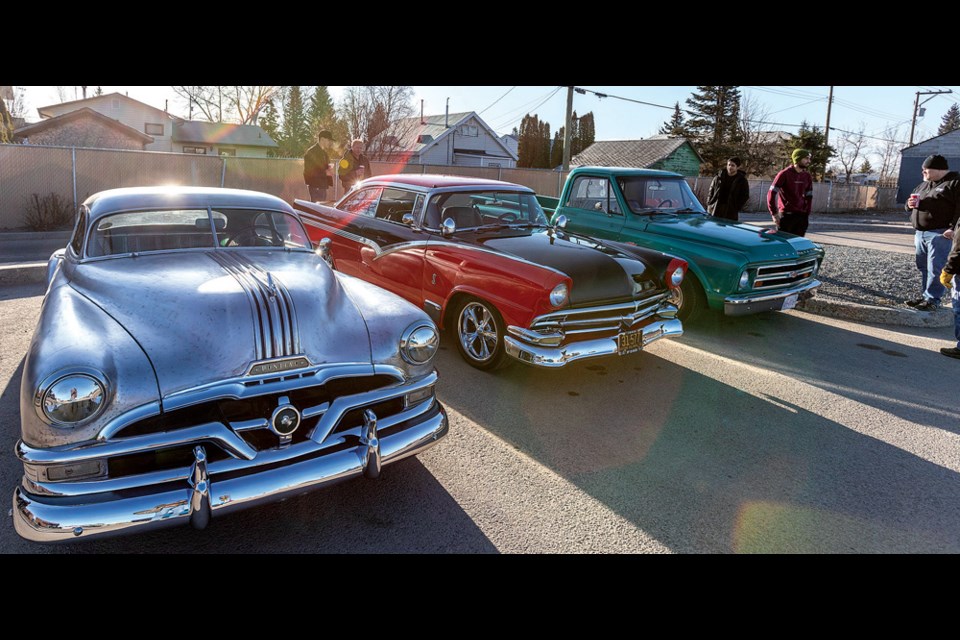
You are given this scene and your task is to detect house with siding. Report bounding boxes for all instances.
[372,111,518,168]
[898,129,960,203]
[13,108,154,149]
[33,92,276,157]
[572,136,703,176]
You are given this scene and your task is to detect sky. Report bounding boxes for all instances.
[17,85,960,151]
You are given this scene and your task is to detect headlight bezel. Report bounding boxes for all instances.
[34,368,109,428]
[549,283,569,308]
[739,270,751,290]
[400,322,440,365]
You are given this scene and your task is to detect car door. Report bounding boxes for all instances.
[560,174,626,240]
[358,188,427,305]
[322,187,382,277]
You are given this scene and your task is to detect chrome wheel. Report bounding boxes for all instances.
[458,301,499,362]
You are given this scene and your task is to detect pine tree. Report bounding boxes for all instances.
[537,120,552,168]
[279,86,311,158]
[518,114,541,168]
[260,98,281,157]
[659,102,687,136]
[685,86,742,174]
[938,103,960,135]
[858,159,873,174]
[578,112,596,154]
[780,121,835,182]
[307,86,336,138]
[551,129,564,168]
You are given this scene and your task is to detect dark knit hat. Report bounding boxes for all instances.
[792,149,811,164]
[922,154,948,170]
[318,130,333,141]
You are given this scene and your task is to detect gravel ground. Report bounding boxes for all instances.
[817,243,952,309]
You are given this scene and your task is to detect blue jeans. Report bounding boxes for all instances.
[953,287,960,348]
[914,230,952,306]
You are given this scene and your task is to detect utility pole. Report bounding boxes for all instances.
[910,89,952,145]
[562,86,574,171]
[824,86,834,148]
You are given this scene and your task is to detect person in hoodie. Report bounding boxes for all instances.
[904,154,960,312]
[939,217,960,359]
[707,157,750,221]
[767,148,814,236]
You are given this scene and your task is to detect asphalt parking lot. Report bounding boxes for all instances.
[2,281,958,553]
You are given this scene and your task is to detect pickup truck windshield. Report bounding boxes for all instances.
[425,191,548,230]
[617,177,706,215]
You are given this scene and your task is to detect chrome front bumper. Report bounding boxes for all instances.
[723,280,820,316]
[13,402,447,544]
[504,317,683,367]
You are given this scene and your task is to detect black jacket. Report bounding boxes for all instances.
[707,169,750,215]
[303,143,331,188]
[945,219,960,275]
[905,171,960,231]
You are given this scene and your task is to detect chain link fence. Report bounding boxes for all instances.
[0,143,899,229]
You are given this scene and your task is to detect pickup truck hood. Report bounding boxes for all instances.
[640,215,819,262]
[478,230,643,304]
[69,250,372,398]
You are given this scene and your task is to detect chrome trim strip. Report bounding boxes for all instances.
[13,407,448,542]
[209,251,267,359]
[300,218,381,254]
[504,318,684,368]
[96,402,163,442]
[724,279,821,305]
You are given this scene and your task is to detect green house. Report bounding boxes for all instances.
[571,136,703,176]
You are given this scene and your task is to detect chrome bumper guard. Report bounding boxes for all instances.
[13,378,448,543]
[504,317,683,367]
[723,280,820,316]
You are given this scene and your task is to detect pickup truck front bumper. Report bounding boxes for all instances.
[723,280,821,316]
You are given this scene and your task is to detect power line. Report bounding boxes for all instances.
[489,87,561,130]
[491,87,563,132]
[478,86,516,115]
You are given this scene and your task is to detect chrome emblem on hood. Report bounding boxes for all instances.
[247,356,312,376]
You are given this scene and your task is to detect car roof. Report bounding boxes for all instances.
[360,174,533,191]
[83,186,294,219]
[571,166,684,179]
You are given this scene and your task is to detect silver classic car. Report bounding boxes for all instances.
[13,186,448,543]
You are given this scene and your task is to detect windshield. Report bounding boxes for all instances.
[87,208,311,258]
[424,190,548,230]
[617,177,706,214]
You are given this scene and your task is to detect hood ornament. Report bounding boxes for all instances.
[267,272,279,299]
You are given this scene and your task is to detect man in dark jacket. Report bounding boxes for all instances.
[904,154,960,312]
[767,149,814,236]
[939,218,960,359]
[303,130,334,202]
[707,157,750,221]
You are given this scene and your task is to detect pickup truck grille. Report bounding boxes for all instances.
[529,293,670,337]
[753,259,818,290]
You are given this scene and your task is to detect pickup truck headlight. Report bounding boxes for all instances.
[400,322,439,365]
[37,372,106,426]
[550,283,569,307]
[739,271,750,290]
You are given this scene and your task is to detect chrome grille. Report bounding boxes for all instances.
[530,293,670,336]
[753,259,818,290]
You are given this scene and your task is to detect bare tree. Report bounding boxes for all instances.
[737,94,780,178]
[231,86,283,125]
[337,86,417,160]
[833,124,867,183]
[873,124,904,187]
[172,86,230,122]
[172,86,282,124]
[55,86,72,103]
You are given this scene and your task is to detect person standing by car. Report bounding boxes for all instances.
[707,157,750,221]
[303,130,334,202]
[939,217,960,359]
[339,139,372,193]
[904,154,960,312]
[767,149,814,236]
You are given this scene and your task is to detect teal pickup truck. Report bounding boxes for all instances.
[541,167,824,320]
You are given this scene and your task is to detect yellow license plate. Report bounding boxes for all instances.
[617,330,643,355]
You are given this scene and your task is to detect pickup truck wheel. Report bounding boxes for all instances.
[669,275,705,322]
[454,297,510,370]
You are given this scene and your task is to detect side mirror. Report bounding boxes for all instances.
[317,237,335,269]
[594,202,603,211]
[554,215,568,230]
[441,217,456,237]
[401,213,416,227]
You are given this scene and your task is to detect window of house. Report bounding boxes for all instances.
[145,123,164,136]
[219,148,237,157]
[183,146,207,155]
[458,124,479,137]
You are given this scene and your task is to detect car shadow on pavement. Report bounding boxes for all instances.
[434,332,960,553]
[0,283,46,303]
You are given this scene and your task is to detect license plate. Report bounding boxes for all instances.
[617,329,644,355]
[781,294,799,311]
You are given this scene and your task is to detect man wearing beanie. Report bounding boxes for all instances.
[904,154,960,312]
[767,149,814,236]
[304,130,334,202]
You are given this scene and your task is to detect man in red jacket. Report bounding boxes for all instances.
[767,149,814,236]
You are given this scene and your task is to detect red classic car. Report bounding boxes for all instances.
[295,175,687,370]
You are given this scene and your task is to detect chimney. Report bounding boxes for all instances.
[421,99,424,125]
[445,98,449,128]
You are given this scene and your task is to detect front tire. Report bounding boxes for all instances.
[453,297,510,370]
[669,275,706,323]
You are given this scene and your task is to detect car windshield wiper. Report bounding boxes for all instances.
[673,208,705,214]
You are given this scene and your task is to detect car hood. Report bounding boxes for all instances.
[642,214,819,262]
[69,250,372,399]
[476,230,643,304]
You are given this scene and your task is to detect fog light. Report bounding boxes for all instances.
[405,385,434,408]
[46,460,104,482]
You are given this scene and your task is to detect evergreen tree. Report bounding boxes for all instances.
[659,102,687,136]
[578,112,596,154]
[938,103,960,135]
[94,86,103,96]
[260,98,281,157]
[518,114,541,168]
[279,86,311,158]
[685,86,742,174]
[307,86,336,138]
[551,129,564,168]
[537,120,552,168]
[858,159,873,174]
[779,121,835,181]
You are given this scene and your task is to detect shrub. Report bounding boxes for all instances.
[23,193,74,231]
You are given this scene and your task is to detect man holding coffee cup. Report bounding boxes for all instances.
[904,154,960,312]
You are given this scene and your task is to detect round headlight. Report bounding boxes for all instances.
[550,283,569,308]
[670,267,685,287]
[739,271,750,289]
[40,374,106,426]
[401,323,439,365]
